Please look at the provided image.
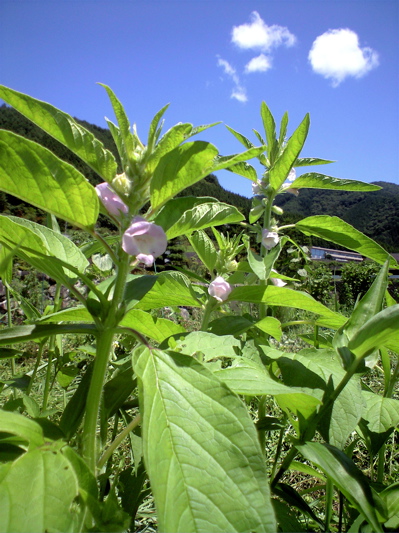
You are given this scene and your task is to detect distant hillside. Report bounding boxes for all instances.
[275,182,399,252]
[1,104,398,251]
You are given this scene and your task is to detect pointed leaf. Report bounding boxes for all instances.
[294,158,334,167]
[269,114,310,190]
[0,84,117,181]
[260,102,277,161]
[188,230,218,274]
[120,309,186,343]
[147,103,169,149]
[135,271,202,310]
[165,202,245,240]
[146,123,194,173]
[230,285,346,330]
[291,173,381,191]
[296,216,397,266]
[296,442,382,531]
[133,347,276,533]
[225,161,258,181]
[0,324,98,346]
[151,141,219,210]
[0,130,99,230]
[225,125,255,150]
[0,442,80,533]
[348,304,399,358]
[0,410,44,450]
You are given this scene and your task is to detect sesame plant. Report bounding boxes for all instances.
[0,85,398,533]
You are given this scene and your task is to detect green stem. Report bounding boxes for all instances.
[42,284,61,411]
[26,340,46,396]
[200,297,217,331]
[270,414,287,480]
[97,413,141,470]
[324,477,334,532]
[82,252,131,474]
[5,285,16,398]
[377,444,386,483]
[257,395,267,453]
[386,359,399,398]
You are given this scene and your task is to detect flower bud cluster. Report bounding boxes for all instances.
[95,182,167,267]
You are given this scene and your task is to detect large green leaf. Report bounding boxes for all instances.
[0,410,44,451]
[165,202,244,240]
[0,442,80,533]
[269,114,310,190]
[133,347,276,532]
[0,130,99,230]
[230,285,346,330]
[0,84,117,181]
[120,309,186,343]
[146,123,194,173]
[135,271,202,310]
[188,230,218,274]
[291,173,381,191]
[260,102,277,163]
[0,324,98,346]
[213,357,321,419]
[348,304,399,358]
[277,350,365,448]
[150,141,219,210]
[6,216,88,274]
[358,391,399,456]
[167,331,241,361]
[296,442,382,531]
[296,216,397,266]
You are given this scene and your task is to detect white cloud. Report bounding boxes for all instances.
[231,87,248,103]
[231,11,296,52]
[245,53,272,73]
[217,56,247,103]
[309,28,379,86]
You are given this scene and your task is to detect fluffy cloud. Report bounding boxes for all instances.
[245,53,272,73]
[309,28,379,86]
[232,11,296,51]
[217,56,248,102]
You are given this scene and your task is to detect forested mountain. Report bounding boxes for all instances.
[1,104,398,251]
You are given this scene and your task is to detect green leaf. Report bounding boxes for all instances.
[260,102,277,162]
[296,216,397,266]
[0,324,98,346]
[147,103,170,149]
[153,196,217,228]
[59,364,93,439]
[0,84,117,181]
[168,331,241,361]
[291,173,381,191]
[188,230,218,274]
[103,368,136,420]
[133,347,276,532]
[294,157,334,167]
[277,350,365,448]
[6,216,88,274]
[135,271,202,310]
[0,410,44,450]
[225,161,258,181]
[146,123,194,173]
[269,113,310,190]
[296,441,382,531]
[208,316,255,336]
[211,146,266,173]
[348,305,399,358]
[0,442,80,533]
[0,245,13,284]
[151,141,219,210]
[165,202,244,240]
[225,125,255,151]
[99,83,135,159]
[37,306,93,324]
[278,112,289,148]
[230,285,346,330]
[380,483,399,530]
[358,391,399,456]
[120,309,186,343]
[0,131,99,230]
[254,316,282,340]
[214,357,321,419]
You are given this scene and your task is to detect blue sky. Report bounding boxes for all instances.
[1,0,398,197]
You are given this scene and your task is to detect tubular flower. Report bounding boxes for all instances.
[122,217,167,266]
[208,276,232,302]
[262,229,279,250]
[95,182,128,217]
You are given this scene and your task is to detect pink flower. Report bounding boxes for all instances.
[122,217,167,266]
[95,182,128,217]
[262,229,279,250]
[208,276,232,302]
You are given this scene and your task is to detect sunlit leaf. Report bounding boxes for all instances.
[0,84,117,181]
[291,173,381,191]
[0,131,99,230]
[133,347,276,532]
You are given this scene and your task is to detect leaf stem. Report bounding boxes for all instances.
[97,413,141,470]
